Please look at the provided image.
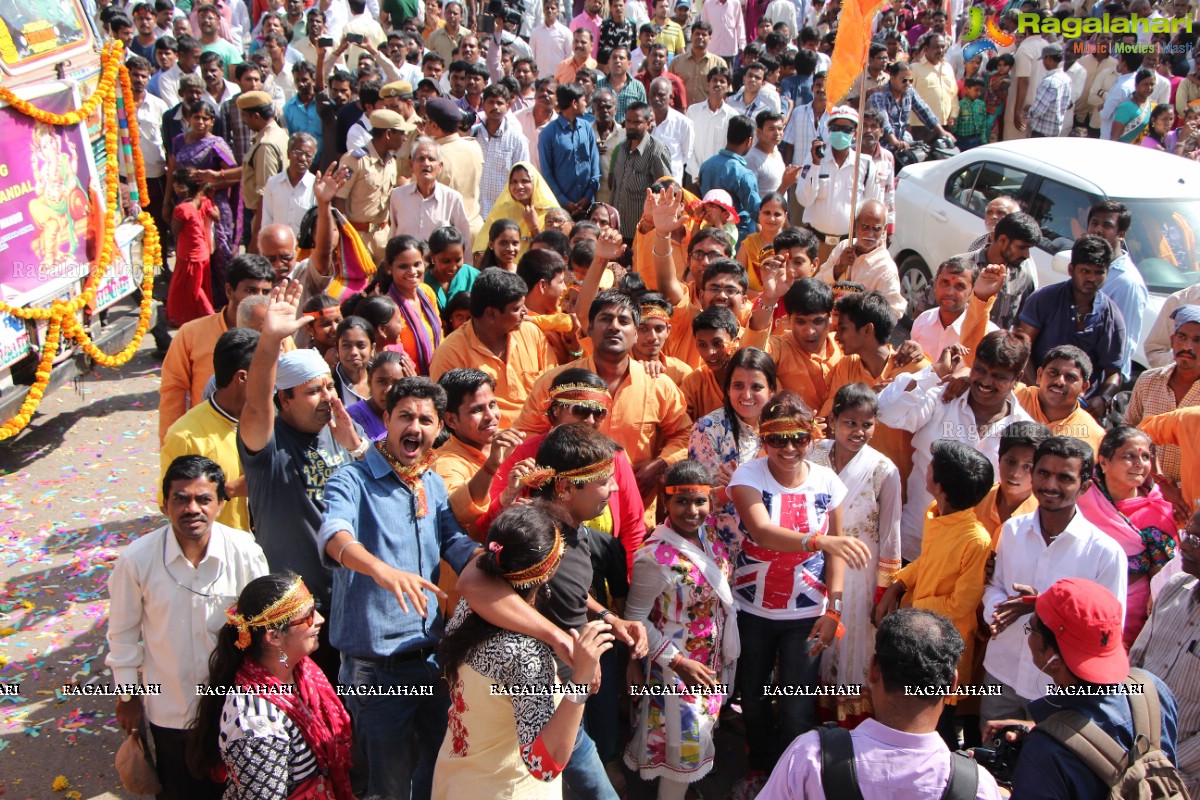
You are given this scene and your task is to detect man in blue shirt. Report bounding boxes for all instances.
[539,82,602,217]
[698,113,761,240]
[282,61,324,160]
[319,376,481,800]
[1007,577,1181,799]
[1088,200,1148,379]
[1017,235,1126,418]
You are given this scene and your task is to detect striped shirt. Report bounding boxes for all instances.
[1130,572,1200,797]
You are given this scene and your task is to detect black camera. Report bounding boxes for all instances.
[961,724,1029,788]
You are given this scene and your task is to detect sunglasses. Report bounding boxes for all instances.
[561,403,608,421]
[289,606,317,628]
[764,433,811,449]
[829,124,855,133]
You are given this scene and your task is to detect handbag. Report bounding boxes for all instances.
[115,725,162,795]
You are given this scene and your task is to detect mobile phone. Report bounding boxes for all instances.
[318,36,334,47]
[346,32,365,44]
[814,139,826,160]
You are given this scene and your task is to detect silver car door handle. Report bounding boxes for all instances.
[931,210,948,222]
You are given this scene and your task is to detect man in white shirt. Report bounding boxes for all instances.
[158,34,202,107]
[980,436,1127,725]
[388,136,472,243]
[107,456,268,800]
[1099,50,1142,140]
[909,257,1001,361]
[262,133,318,239]
[816,201,905,319]
[759,609,1003,800]
[531,0,573,79]
[200,51,238,108]
[685,64,738,181]
[795,106,882,262]
[515,77,558,170]
[1075,32,1117,135]
[647,76,694,183]
[728,60,782,116]
[878,329,1034,560]
[1005,20,1050,141]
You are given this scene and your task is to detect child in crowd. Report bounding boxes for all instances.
[955,76,988,150]
[346,351,409,440]
[167,167,218,326]
[737,192,789,294]
[985,53,1014,143]
[975,421,1050,544]
[680,306,741,420]
[441,291,472,333]
[693,189,740,248]
[810,382,901,725]
[764,226,820,335]
[757,278,842,414]
[330,316,375,405]
[875,440,995,749]
[625,461,738,800]
[302,294,343,367]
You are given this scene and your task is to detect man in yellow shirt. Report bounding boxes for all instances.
[429,268,554,427]
[680,305,739,419]
[512,289,692,508]
[160,329,259,532]
[1013,345,1107,455]
[751,275,842,414]
[158,255,275,442]
[876,440,995,746]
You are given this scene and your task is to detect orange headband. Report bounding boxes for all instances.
[225,578,312,650]
[664,484,712,495]
[549,383,612,410]
[640,305,671,323]
[304,307,342,320]
[502,528,566,590]
[760,418,815,438]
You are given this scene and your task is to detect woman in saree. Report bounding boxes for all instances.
[186,572,354,799]
[167,100,240,309]
[472,161,558,262]
[1077,426,1177,648]
[1111,69,1158,144]
[371,235,443,376]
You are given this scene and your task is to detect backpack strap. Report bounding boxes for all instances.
[818,723,865,800]
[941,752,981,800]
[1037,709,1129,786]
[1126,668,1161,751]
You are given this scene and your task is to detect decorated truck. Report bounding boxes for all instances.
[0,0,160,439]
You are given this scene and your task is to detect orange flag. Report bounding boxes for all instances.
[825,0,889,104]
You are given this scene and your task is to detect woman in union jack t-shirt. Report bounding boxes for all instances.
[726,391,872,797]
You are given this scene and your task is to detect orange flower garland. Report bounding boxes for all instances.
[0,40,162,440]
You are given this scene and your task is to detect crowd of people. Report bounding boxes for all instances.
[91,0,1200,796]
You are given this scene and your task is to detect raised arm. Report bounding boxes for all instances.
[311,163,348,279]
[648,184,688,305]
[239,281,312,453]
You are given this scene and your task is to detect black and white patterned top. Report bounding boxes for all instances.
[218,693,319,799]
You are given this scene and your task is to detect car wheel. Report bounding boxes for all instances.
[898,255,932,326]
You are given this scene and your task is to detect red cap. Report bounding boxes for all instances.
[1035,578,1128,684]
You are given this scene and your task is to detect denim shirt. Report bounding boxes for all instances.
[318,446,479,659]
[699,149,761,240]
[1010,671,1178,800]
[538,114,602,206]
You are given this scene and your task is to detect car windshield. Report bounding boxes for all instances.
[1113,198,1200,294]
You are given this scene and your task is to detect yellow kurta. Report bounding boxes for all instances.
[765,333,842,414]
[818,348,929,494]
[1139,406,1200,512]
[681,365,724,421]
[1014,384,1106,456]
[429,320,554,429]
[894,505,992,695]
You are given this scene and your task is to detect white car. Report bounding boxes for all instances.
[889,138,1200,370]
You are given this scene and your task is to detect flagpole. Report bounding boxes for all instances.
[847,42,873,246]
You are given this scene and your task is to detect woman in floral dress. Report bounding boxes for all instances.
[624,461,739,800]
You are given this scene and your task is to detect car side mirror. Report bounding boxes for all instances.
[1051,250,1071,276]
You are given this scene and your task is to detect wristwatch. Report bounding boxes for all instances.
[349,438,370,459]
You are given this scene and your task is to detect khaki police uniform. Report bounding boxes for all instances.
[336,140,398,261]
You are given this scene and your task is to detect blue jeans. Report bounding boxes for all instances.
[584,644,622,763]
[562,724,620,800]
[339,653,449,800]
[738,611,821,772]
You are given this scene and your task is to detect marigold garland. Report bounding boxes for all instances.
[0,40,161,441]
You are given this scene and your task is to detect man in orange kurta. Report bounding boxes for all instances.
[158,261,275,442]
[428,269,554,428]
[1012,345,1107,456]
[749,277,843,414]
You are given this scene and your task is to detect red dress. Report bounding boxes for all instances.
[167,197,216,327]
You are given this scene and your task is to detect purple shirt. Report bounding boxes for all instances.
[570,11,603,58]
[346,399,387,441]
[758,718,1002,800]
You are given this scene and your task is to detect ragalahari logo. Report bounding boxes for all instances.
[962,0,1016,61]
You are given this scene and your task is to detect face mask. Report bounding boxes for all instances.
[829,131,854,151]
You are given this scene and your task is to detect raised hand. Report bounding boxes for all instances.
[758,255,790,302]
[974,263,1006,301]
[485,428,525,473]
[328,396,362,452]
[933,343,970,379]
[595,227,626,262]
[261,280,312,342]
[648,184,685,236]
[314,162,349,205]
